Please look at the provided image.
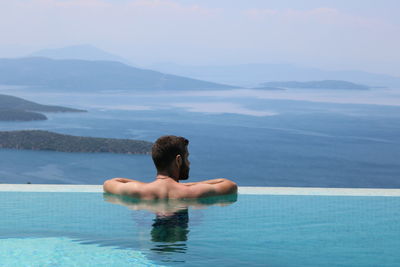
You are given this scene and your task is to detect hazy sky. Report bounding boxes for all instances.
[0,0,399,76]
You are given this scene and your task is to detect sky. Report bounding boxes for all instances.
[0,0,399,76]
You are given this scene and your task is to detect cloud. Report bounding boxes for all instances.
[244,7,389,29]
[0,0,221,45]
[127,0,219,15]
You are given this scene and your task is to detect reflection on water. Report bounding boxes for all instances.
[151,209,189,244]
[103,193,237,263]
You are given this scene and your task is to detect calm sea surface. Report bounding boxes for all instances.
[0,89,399,187]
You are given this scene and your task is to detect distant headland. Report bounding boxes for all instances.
[0,130,153,154]
[259,80,371,90]
[0,94,86,121]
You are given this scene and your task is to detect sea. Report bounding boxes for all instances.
[0,87,399,188]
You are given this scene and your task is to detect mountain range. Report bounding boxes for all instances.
[1,45,398,91]
[0,57,235,92]
[29,45,135,66]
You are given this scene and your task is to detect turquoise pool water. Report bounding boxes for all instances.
[0,191,399,266]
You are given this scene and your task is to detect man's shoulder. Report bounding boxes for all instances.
[103,178,147,197]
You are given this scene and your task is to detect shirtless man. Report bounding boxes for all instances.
[103,135,237,199]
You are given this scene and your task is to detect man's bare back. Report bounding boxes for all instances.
[103,177,237,200]
[103,136,237,199]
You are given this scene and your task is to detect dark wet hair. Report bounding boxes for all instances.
[152,135,189,172]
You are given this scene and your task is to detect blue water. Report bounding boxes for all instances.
[0,192,399,266]
[0,92,400,187]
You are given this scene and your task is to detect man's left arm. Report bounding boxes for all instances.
[103,178,145,195]
[181,182,198,186]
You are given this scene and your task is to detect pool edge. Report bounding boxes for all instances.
[0,184,400,196]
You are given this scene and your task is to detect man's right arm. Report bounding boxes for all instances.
[183,178,238,198]
[182,179,231,186]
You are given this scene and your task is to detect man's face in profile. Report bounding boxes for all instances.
[179,151,190,180]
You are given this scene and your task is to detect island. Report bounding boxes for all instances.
[0,94,86,121]
[0,130,153,154]
[260,80,371,90]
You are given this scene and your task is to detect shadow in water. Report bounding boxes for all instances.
[103,193,237,262]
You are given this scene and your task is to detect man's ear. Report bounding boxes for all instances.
[176,154,182,167]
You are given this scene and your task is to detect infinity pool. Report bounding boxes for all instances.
[0,186,399,266]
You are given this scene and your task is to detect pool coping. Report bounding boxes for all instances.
[0,184,400,196]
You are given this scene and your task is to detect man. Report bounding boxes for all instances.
[103,135,237,199]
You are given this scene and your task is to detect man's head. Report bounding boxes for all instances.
[152,135,190,180]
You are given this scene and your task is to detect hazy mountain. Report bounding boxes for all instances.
[30,45,134,66]
[261,80,370,90]
[0,57,235,91]
[148,63,400,88]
